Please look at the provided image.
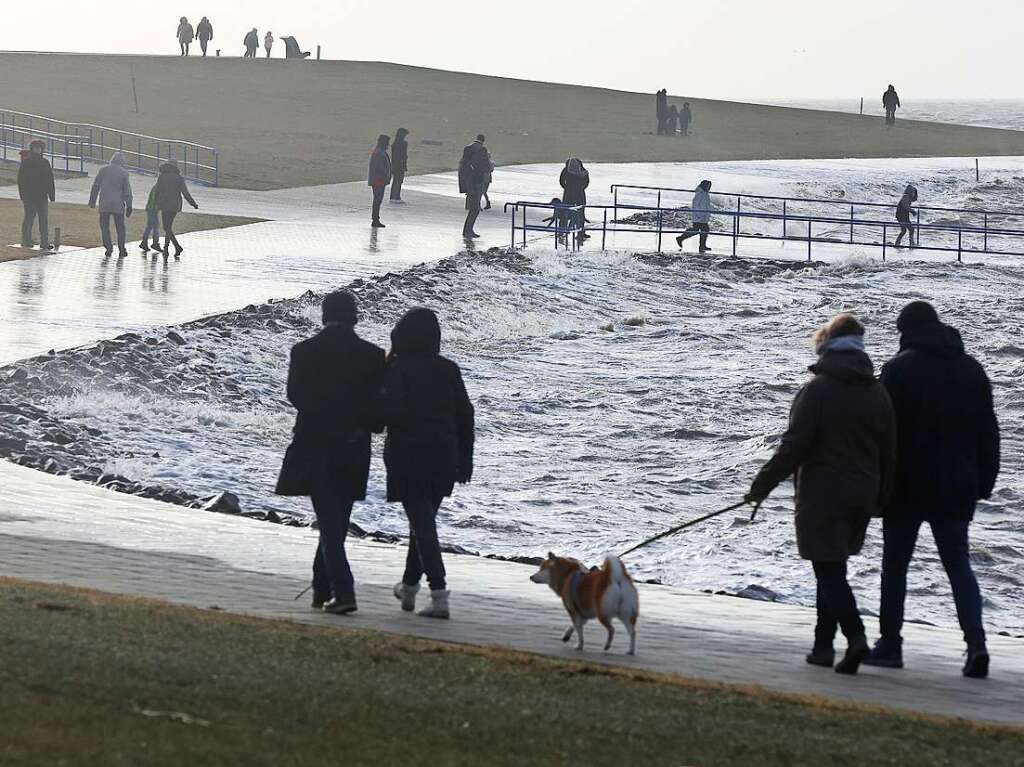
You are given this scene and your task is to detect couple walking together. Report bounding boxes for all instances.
[277,291,475,619]
[749,302,999,678]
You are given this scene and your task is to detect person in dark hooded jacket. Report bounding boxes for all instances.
[747,314,896,675]
[153,160,199,257]
[559,158,590,240]
[894,184,917,248]
[196,17,213,56]
[864,302,1000,678]
[458,134,488,238]
[390,128,409,202]
[18,139,55,249]
[368,134,392,227]
[383,308,474,620]
[883,84,900,125]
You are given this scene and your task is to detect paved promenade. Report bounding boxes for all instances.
[1,459,1021,726]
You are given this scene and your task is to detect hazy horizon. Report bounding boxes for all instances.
[1,0,1020,101]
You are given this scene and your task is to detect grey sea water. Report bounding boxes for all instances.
[766,98,1024,132]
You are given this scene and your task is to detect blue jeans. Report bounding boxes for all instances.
[880,518,985,646]
[142,210,160,243]
[100,212,126,254]
[310,471,355,601]
[21,200,49,247]
[401,497,446,591]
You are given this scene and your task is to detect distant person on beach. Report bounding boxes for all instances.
[667,104,678,136]
[559,158,590,240]
[894,184,917,248]
[243,28,259,58]
[264,31,274,58]
[747,313,897,675]
[675,179,714,253]
[154,159,199,257]
[368,134,392,227]
[680,102,692,136]
[17,139,55,250]
[176,17,194,56]
[277,290,386,615]
[458,134,488,238]
[883,84,901,125]
[383,307,475,620]
[390,128,409,202]
[865,302,999,679]
[139,182,161,254]
[196,17,213,56]
[88,152,133,259]
[655,88,668,134]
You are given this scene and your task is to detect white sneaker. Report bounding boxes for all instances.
[417,589,450,619]
[393,581,420,612]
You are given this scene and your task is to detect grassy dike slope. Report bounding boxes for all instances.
[3,52,1024,190]
[3,578,1023,767]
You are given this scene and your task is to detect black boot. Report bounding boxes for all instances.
[835,635,870,675]
[863,637,904,669]
[963,643,989,679]
[806,645,835,668]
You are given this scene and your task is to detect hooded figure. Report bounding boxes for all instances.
[680,102,692,136]
[264,31,274,57]
[382,307,475,620]
[458,135,488,237]
[675,180,714,252]
[559,158,591,240]
[367,134,392,226]
[894,184,917,248]
[88,152,133,257]
[390,127,409,202]
[748,314,896,675]
[865,302,999,677]
[153,160,199,257]
[177,17,194,55]
[18,139,55,249]
[883,85,900,124]
[244,28,259,57]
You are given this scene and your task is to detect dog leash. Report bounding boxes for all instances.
[617,498,757,558]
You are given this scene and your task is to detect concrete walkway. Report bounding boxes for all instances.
[1,458,1021,726]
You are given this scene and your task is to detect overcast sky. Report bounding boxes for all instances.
[2,0,1018,100]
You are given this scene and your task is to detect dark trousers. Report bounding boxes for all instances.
[880,518,985,646]
[463,191,482,235]
[390,171,405,200]
[812,560,865,648]
[142,210,160,244]
[21,199,49,247]
[401,497,446,592]
[885,108,896,125]
[896,222,914,246]
[678,221,710,250]
[371,185,386,223]
[310,472,355,601]
[100,212,127,254]
[161,210,181,252]
[200,39,209,56]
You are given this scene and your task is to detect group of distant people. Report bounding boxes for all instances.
[365,131,495,239]
[277,291,474,619]
[655,89,692,136]
[175,16,292,58]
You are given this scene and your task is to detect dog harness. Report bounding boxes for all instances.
[567,570,585,613]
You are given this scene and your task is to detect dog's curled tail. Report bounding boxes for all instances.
[603,555,639,623]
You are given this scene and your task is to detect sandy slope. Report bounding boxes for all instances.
[3,53,1024,190]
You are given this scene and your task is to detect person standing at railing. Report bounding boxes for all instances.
[680,102,692,136]
[368,134,392,228]
[559,158,590,241]
[154,159,199,258]
[894,184,917,248]
[264,31,274,58]
[675,179,714,253]
[177,17,195,56]
[88,152,133,259]
[18,140,55,250]
[883,85,901,125]
[196,17,213,57]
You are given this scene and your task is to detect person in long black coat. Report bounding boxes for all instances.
[865,301,1000,678]
[458,135,488,238]
[277,290,386,614]
[383,308,474,619]
[18,139,55,249]
[390,128,409,202]
[747,314,896,674]
[559,158,590,240]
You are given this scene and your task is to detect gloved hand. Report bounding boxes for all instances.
[744,490,767,521]
[192,202,200,210]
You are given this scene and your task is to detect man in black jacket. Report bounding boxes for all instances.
[277,291,386,614]
[18,140,55,249]
[866,301,1000,678]
[458,134,488,238]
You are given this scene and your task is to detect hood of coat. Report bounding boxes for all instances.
[565,158,587,177]
[159,161,181,175]
[809,349,876,384]
[394,128,409,143]
[391,307,441,358]
[109,152,127,167]
[902,184,918,202]
[899,321,964,359]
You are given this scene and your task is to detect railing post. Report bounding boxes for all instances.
[656,206,663,253]
[983,213,988,252]
[958,230,962,262]
[613,187,618,222]
[523,207,527,248]
[782,199,787,240]
[807,217,812,261]
[915,209,921,247]
[850,204,854,243]
[602,208,607,251]
[509,206,515,249]
[882,223,887,261]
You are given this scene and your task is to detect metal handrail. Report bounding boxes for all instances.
[1,109,217,151]
[507,199,1024,262]
[504,201,585,250]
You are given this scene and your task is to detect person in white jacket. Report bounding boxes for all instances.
[676,179,713,253]
[88,152,133,258]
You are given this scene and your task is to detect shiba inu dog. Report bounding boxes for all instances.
[530,553,638,655]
